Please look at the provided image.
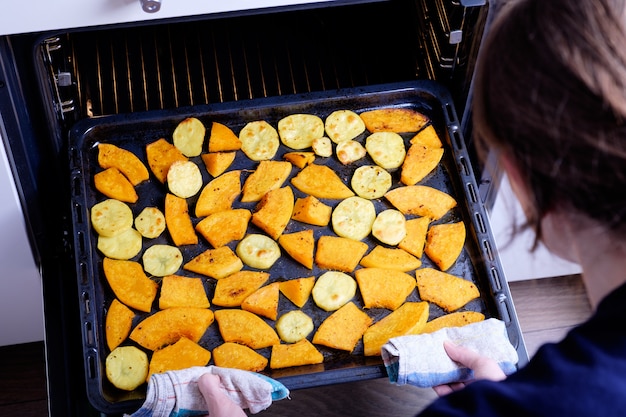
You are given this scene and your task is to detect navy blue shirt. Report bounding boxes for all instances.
[418,282,626,416]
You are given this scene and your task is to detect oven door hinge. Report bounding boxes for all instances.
[42,37,78,127]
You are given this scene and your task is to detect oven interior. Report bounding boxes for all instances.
[0,0,515,415]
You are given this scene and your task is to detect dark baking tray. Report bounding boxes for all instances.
[68,80,528,414]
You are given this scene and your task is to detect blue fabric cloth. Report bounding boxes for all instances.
[417,282,626,416]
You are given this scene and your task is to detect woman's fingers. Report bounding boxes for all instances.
[197,373,247,417]
[443,341,507,381]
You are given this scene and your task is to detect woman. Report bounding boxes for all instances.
[201,0,626,415]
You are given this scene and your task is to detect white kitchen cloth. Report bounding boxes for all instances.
[126,366,289,417]
[381,318,519,388]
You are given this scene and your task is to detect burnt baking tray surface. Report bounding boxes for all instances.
[68,80,526,414]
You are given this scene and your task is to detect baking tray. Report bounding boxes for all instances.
[68,80,527,414]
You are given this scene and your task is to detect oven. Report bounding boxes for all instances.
[0,0,524,415]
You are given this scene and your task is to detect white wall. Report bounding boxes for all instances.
[0,135,45,346]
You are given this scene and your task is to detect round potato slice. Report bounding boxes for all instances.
[167,160,203,199]
[365,132,407,170]
[325,110,366,143]
[134,207,166,239]
[331,196,376,241]
[312,271,357,311]
[91,199,134,237]
[142,244,183,277]
[336,140,366,165]
[311,136,333,157]
[372,209,407,246]
[278,114,325,150]
[173,117,206,157]
[276,310,314,343]
[97,227,143,260]
[105,346,149,391]
[351,165,392,200]
[236,234,281,269]
[239,120,280,161]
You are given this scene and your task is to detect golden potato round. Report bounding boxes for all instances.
[105,346,149,391]
[365,132,407,170]
[97,227,143,260]
[331,196,376,241]
[173,117,206,157]
[336,140,366,165]
[167,160,203,199]
[312,271,357,311]
[351,165,392,199]
[236,234,281,269]
[91,199,134,237]
[311,136,333,157]
[239,120,280,161]
[325,110,366,143]
[276,310,314,343]
[142,244,183,277]
[372,209,407,246]
[134,207,166,239]
[278,113,325,150]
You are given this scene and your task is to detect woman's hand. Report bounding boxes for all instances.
[197,373,247,417]
[433,340,507,396]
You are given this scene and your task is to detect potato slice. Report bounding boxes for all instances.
[336,140,366,165]
[105,299,135,351]
[275,310,314,343]
[142,244,183,277]
[236,234,281,270]
[312,271,357,311]
[325,109,366,143]
[195,170,241,218]
[241,282,280,320]
[415,268,480,312]
[421,311,485,334]
[173,117,206,157]
[270,339,324,369]
[315,235,368,273]
[424,221,466,271]
[331,196,376,241]
[279,276,315,308]
[165,193,198,246]
[91,199,134,237]
[291,164,354,199]
[355,268,416,310]
[363,301,429,356]
[278,113,325,150]
[208,122,242,152]
[134,207,166,239]
[365,132,406,170]
[241,160,292,203]
[195,209,251,248]
[312,302,372,352]
[103,258,158,313]
[398,217,430,258]
[410,125,443,148]
[158,275,210,309]
[213,342,268,372]
[359,246,421,272]
[166,160,203,199]
[311,136,333,157]
[183,246,244,279]
[129,307,214,350]
[214,309,280,349]
[291,196,332,226]
[385,185,457,220]
[350,165,392,200]
[145,138,188,183]
[359,108,429,133]
[148,337,211,380]
[94,167,138,203]
[400,143,444,185]
[98,143,149,186]
[251,186,294,240]
[201,151,237,177]
[105,346,149,391]
[239,120,280,161]
[371,209,406,246]
[283,151,315,168]
[212,271,270,307]
[97,227,143,260]
[278,229,314,269]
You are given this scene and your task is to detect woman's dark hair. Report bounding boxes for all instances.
[473,0,626,241]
